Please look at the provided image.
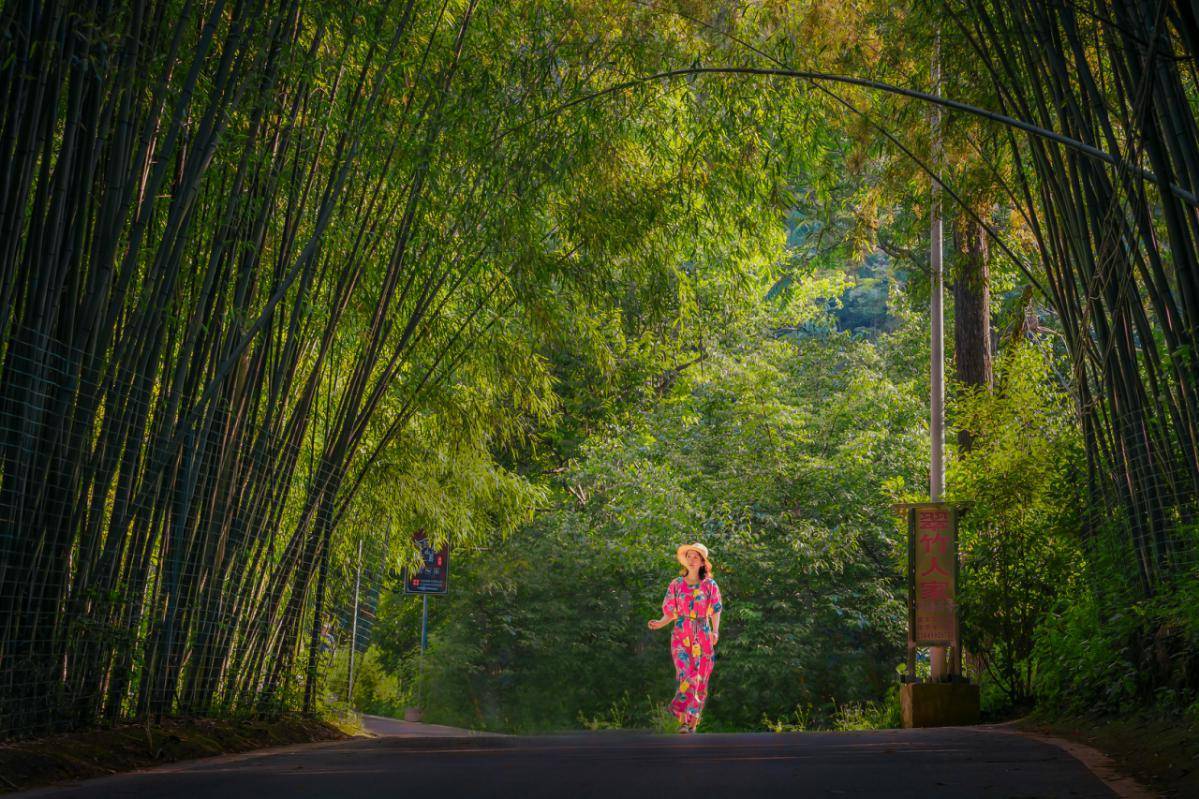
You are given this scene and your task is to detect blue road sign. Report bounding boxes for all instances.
[403,530,449,594]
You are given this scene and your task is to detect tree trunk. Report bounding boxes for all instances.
[953,213,994,453]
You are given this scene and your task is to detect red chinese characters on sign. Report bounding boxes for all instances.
[912,506,955,644]
[918,580,949,601]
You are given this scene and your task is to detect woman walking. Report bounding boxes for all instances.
[647,542,723,733]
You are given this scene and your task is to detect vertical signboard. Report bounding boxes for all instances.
[908,503,957,645]
[403,530,449,595]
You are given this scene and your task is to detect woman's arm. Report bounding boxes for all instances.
[709,580,723,643]
[647,612,675,630]
[650,580,678,630]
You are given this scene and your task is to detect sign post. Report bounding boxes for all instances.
[909,503,958,651]
[895,27,976,726]
[402,531,448,722]
[928,29,951,684]
[403,530,449,597]
[894,501,978,726]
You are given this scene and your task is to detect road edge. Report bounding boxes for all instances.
[974,721,1158,799]
[0,716,349,796]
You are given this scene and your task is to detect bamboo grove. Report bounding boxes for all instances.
[2,0,1198,739]
[0,0,589,736]
[947,1,1199,596]
[0,0,528,735]
[0,0,813,737]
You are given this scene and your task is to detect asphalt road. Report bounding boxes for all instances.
[13,726,1119,798]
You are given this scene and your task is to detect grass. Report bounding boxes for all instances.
[0,714,349,794]
[575,694,681,734]
[761,690,901,733]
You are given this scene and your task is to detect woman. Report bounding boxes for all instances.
[646,542,723,733]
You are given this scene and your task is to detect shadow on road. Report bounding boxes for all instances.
[8,723,1131,798]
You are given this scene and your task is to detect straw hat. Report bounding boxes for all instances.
[676,542,712,572]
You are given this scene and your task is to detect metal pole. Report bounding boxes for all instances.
[420,594,429,653]
[929,31,948,683]
[347,537,363,703]
[417,593,429,713]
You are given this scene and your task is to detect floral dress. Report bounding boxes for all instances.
[661,576,723,726]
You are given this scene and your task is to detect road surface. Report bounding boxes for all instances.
[12,724,1124,798]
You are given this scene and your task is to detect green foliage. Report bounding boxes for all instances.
[577,692,676,733]
[947,340,1085,709]
[6,0,1195,740]
[831,687,902,731]
[761,706,815,733]
[374,299,929,732]
[321,646,410,719]
[760,689,901,732]
[1034,542,1199,717]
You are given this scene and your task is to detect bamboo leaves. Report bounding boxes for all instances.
[0,0,816,736]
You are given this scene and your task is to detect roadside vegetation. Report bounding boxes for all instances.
[1,0,1196,761]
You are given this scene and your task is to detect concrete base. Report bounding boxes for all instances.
[900,682,980,728]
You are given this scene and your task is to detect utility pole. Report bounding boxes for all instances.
[929,32,948,684]
[896,32,978,727]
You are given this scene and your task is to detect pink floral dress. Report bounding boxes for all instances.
[661,576,723,726]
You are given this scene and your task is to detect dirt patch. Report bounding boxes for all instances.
[0,715,349,794]
[1018,715,1198,799]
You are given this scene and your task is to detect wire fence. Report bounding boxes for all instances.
[0,329,379,739]
[2,325,1196,739]
[1080,403,1199,594]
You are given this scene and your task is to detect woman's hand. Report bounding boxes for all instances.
[647,618,668,630]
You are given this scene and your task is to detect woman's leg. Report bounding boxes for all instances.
[669,647,692,724]
[689,654,715,730]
